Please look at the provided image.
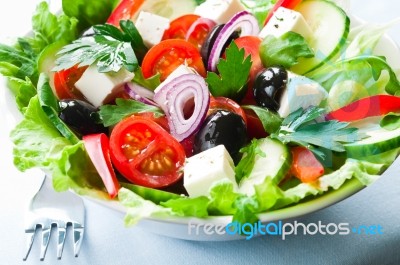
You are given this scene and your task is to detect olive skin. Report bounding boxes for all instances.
[194,110,247,164]
[200,24,240,69]
[253,66,288,111]
[58,99,107,136]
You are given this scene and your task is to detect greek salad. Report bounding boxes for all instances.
[1,0,400,226]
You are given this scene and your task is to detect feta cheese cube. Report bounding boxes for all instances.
[194,0,247,24]
[278,72,328,118]
[75,65,134,108]
[135,11,170,48]
[259,7,313,41]
[184,145,238,197]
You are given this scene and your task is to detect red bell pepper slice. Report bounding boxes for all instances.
[264,0,304,25]
[325,95,400,122]
[83,133,120,198]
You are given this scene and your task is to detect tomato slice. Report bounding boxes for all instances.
[162,14,200,40]
[208,97,247,126]
[233,36,263,105]
[264,0,304,25]
[141,39,206,81]
[53,65,87,100]
[83,133,120,198]
[107,0,145,26]
[109,116,186,188]
[290,146,324,183]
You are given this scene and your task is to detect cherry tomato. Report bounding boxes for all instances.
[208,97,247,126]
[244,109,268,139]
[264,0,304,25]
[290,146,324,183]
[53,65,87,100]
[132,112,170,132]
[83,133,120,198]
[109,116,186,188]
[141,39,206,81]
[233,36,263,105]
[107,0,144,26]
[162,14,200,40]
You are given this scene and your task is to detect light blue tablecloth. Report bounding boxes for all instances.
[0,1,399,264]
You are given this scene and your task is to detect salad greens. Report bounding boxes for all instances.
[2,0,400,230]
[54,20,147,73]
[259,31,315,68]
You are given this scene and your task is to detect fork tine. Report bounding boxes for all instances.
[56,224,67,260]
[73,224,84,257]
[39,225,52,261]
[23,227,37,261]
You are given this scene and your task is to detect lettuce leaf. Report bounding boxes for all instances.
[161,196,210,218]
[240,0,276,28]
[62,0,119,32]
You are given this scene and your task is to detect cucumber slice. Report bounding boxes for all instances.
[345,126,400,158]
[239,138,292,196]
[291,0,350,74]
[134,0,197,21]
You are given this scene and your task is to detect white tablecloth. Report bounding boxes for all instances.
[1,1,399,264]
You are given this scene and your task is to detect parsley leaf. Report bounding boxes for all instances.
[259,31,314,68]
[99,98,164,127]
[271,107,363,158]
[206,42,252,100]
[235,139,266,183]
[54,20,147,73]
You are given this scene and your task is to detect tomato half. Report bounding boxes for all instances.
[107,0,144,26]
[53,65,87,100]
[234,36,263,105]
[290,146,324,183]
[141,39,206,81]
[162,14,200,40]
[83,133,120,198]
[208,97,247,126]
[264,0,303,25]
[109,116,185,188]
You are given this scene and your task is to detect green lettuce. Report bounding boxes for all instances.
[240,0,276,28]
[62,0,119,32]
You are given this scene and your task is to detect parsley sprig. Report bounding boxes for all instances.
[206,42,252,100]
[271,107,364,159]
[53,20,148,73]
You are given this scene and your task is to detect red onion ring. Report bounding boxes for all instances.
[154,74,210,142]
[124,82,157,106]
[208,11,260,72]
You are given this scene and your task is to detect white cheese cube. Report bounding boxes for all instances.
[184,145,238,197]
[259,7,313,41]
[194,0,247,24]
[278,72,328,118]
[135,11,170,48]
[75,65,134,108]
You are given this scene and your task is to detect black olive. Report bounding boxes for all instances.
[194,110,247,164]
[200,24,240,69]
[253,66,288,111]
[58,99,108,136]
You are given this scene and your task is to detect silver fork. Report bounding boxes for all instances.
[23,175,85,261]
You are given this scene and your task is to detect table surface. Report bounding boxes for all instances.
[1,1,400,264]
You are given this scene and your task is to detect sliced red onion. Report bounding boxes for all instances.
[124,82,157,106]
[154,74,210,142]
[185,17,217,41]
[208,11,260,72]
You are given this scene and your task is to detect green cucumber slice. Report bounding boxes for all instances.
[133,0,197,21]
[239,138,292,196]
[345,126,400,158]
[291,0,350,74]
